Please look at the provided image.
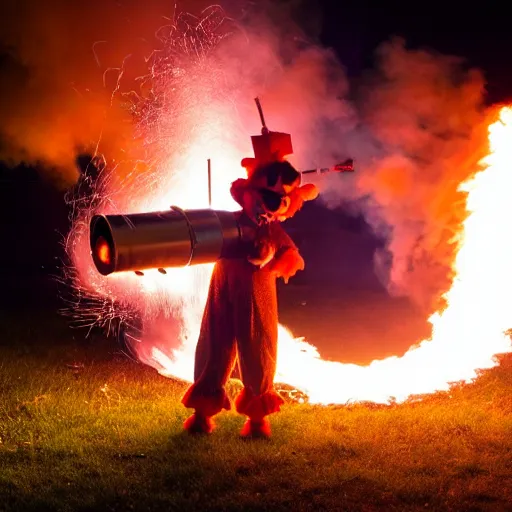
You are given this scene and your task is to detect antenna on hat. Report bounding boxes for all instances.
[255,97,269,135]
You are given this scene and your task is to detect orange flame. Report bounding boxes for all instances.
[95,237,111,265]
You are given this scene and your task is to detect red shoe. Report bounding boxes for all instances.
[183,413,214,435]
[240,418,271,439]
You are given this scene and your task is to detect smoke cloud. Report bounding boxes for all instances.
[0,0,491,313]
[320,38,489,311]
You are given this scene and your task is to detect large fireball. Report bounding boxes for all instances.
[66,8,512,404]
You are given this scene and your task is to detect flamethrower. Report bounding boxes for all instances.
[90,98,354,276]
[90,208,240,276]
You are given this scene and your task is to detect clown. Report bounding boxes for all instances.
[182,122,318,438]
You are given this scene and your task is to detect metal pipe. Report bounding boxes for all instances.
[90,207,241,276]
[255,97,269,135]
[207,159,212,207]
[301,159,355,175]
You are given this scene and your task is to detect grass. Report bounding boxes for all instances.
[1,310,512,511]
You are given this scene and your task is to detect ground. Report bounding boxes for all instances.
[1,303,512,512]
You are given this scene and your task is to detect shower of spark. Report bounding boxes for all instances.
[66,6,512,404]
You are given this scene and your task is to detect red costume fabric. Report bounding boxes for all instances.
[182,216,300,418]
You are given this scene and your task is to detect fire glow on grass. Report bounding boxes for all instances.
[67,8,512,404]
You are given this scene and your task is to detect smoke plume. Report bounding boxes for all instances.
[320,38,489,311]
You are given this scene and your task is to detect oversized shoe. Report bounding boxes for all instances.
[240,418,271,439]
[184,413,214,435]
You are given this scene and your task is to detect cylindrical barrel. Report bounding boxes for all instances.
[90,207,241,276]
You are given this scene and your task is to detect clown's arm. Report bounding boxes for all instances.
[266,223,304,284]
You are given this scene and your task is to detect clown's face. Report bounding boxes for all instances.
[243,161,301,225]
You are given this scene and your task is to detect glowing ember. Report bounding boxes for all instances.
[95,236,111,265]
[66,8,512,405]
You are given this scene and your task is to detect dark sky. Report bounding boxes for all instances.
[318,1,509,103]
[326,1,499,103]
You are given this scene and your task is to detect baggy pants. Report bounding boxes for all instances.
[182,258,285,419]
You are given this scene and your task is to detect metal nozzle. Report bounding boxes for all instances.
[90,208,241,276]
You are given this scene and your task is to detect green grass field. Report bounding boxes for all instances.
[1,310,512,511]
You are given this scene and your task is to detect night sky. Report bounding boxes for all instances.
[0,0,508,360]
[324,2,506,94]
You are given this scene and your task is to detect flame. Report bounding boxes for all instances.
[145,106,512,403]
[95,237,111,265]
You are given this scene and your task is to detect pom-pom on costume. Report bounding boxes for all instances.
[182,112,318,438]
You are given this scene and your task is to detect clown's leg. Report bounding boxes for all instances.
[182,265,237,434]
[234,270,284,438]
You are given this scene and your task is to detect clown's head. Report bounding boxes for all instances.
[230,160,319,225]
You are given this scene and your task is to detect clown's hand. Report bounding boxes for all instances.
[248,240,276,268]
[267,248,305,283]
